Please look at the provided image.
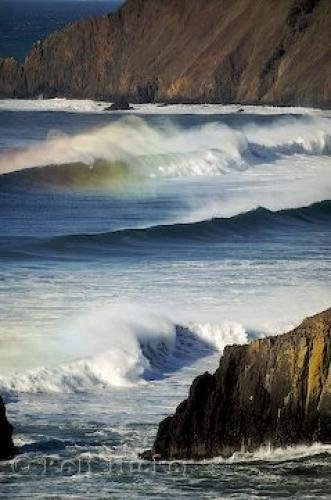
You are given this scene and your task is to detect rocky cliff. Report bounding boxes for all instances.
[0,0,330,107]
[140,308,331,460]
[0,396,16,460]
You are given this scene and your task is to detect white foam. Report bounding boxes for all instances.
[0,114,330,177]
[0,98,330,116]
[244,116,331,155]
[181,154,331,223]
[0,98,106,114]
[195,443,331,464]
[188,322,247,352]
[0,305,247,394]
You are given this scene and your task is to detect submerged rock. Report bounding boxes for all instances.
[140,308,331,460]
[105,100,134,111]
[0,396,16,460]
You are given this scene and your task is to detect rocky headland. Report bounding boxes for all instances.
[0,396,16,460]
[140,308,331,460]
[0,0,330,107]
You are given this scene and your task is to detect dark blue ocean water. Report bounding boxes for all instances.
[0,64,330,500]
[0,0,123,61]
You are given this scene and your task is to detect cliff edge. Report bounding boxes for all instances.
[0,0,330,107]
[140,308,331,460]
[0,396,16,460]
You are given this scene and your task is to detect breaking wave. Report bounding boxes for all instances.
[0,306,247,394]
[0,115,330,185]
[195,443,331,464]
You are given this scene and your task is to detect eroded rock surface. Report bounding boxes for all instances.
[0,0,330,107]
[141,308,331,460]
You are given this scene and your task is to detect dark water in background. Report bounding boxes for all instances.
[0,0,123,61]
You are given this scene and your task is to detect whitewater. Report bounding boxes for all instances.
[0,100,330,498]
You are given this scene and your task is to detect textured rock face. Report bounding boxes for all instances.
[0,396,16,460]
[141,308,331,460]
[0,0,330,107]
[0,58,25,98]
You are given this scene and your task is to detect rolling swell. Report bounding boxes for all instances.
[1,201,330,259]
[0,159,138,190]
[47,200,331,244]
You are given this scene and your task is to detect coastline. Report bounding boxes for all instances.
[1,0,330,108]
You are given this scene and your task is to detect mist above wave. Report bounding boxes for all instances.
[0,305,247,394]
[0,115,330,181]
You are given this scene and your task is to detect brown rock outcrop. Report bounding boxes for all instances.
[0,0,330,107]
[0,58,25,98]
[140,308,331,460]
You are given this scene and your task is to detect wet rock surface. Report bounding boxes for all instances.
[0,396,16,460]
[141,308,331,460]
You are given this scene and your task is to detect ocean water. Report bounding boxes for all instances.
[0,100,330,498]
[0,0,123,61]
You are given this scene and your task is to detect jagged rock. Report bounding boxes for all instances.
[0,396,16,460]
[140,308,331,460]
[0,0,330,107]
[0,58,25,98]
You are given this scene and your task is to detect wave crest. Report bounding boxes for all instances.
[0,306,247,394]
[1,200,329,259]
[41,200,331,253]
[0,116,330,185]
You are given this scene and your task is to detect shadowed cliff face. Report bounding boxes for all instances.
[0,396,16,460]
[0,0,330,107]
[141,308,331,460]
